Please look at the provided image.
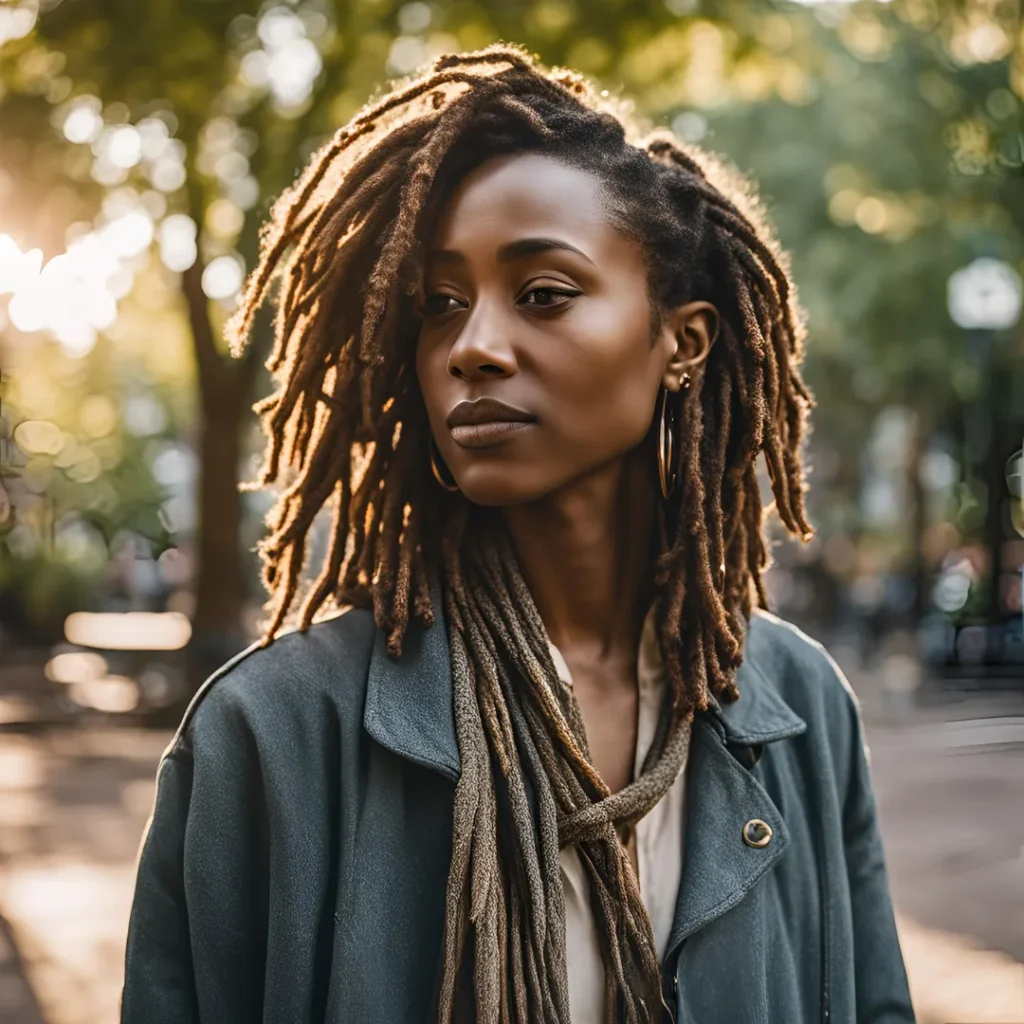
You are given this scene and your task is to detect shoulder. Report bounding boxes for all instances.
[167,606,378,762]
[744,608,864,751]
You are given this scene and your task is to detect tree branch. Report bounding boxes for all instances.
[181,256,227,404]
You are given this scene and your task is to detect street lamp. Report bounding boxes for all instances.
[947,259,1022,468]
[946,258,1023,665]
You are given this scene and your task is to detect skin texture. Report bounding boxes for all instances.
[416,152,717,806]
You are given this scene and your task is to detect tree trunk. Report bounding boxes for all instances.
[193,375,247,644]
[180,258,260,690]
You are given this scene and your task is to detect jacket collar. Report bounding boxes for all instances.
[363,595,460,782]
[711,633,807,746]
[363,603,805,784]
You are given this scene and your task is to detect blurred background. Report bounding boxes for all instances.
[0,0,1022,1020]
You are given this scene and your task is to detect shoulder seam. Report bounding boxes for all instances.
[752,609,862,718]
[160,745,196,770]
[165,608,370,756]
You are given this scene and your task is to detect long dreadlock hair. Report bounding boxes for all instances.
[229,44,813,1024]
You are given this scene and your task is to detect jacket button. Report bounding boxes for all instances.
[742,818,773,848]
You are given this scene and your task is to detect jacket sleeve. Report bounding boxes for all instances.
[838,680,916,1023]
[121,688,270,1024]
[121,753,201,1022]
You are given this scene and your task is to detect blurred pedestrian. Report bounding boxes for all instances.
[122,45,913,1024]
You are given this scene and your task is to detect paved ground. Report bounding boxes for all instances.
[0,913,44,1024]
[0,726,167,1024]
[863,694,1024,1023]
[0,659,1021,1023]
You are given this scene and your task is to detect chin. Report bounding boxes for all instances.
[455,463,559,508]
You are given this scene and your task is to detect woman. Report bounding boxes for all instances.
[122,46,914,1024]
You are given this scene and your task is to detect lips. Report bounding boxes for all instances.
[446,398,536,449]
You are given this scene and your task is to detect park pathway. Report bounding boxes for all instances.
[0,670,1021,1023]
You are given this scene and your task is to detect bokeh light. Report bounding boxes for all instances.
[0,1,38,47]
[63,612,193,652]
[0,206,155,355]
[60,96,104,145]
[201,253,244,301]
[158,214,198,272]
[240,6,324,108]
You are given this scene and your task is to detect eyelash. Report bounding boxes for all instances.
[420,286,580,318]
[520,286,579,308]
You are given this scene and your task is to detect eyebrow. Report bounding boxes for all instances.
[429,236,597,268]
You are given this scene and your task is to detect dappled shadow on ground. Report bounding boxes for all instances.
[0,728,169,1024]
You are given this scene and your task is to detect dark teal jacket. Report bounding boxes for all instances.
[121,605,915,1023]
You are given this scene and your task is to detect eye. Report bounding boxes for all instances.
[420,293,465,318]
[518,286,580,308]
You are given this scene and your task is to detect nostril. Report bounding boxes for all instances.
[446,360,510,379]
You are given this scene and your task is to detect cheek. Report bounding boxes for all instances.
[543,301,661,449]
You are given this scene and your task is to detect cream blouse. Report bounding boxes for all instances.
[548,610,690,1023]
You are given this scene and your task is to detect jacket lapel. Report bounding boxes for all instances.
[663,644,807,959]
[361,597,808,954]
[362,599,461,782]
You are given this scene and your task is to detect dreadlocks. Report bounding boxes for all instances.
[228,43,813,1024]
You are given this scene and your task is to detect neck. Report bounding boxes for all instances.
[502,448,658,657]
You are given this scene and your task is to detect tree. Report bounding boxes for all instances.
[0,0,786,675]
[1,0,1019,669]
[701,2,1022,623]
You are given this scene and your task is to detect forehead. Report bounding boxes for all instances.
[430,152,620,255]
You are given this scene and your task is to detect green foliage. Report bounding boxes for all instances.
[703,8,1021,420]
[0,541,97,641]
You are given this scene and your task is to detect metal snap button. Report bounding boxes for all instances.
[742,818,773,848]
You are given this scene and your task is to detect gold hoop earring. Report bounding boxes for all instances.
[429,437,459,492]
[657,386,678,499]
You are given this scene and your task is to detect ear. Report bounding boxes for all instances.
[659,301,719,392]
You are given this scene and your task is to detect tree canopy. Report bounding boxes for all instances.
[0,0,1020,649]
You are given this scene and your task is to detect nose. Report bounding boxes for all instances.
[446,302,517,381]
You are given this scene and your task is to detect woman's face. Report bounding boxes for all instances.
[415,151,712,507]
